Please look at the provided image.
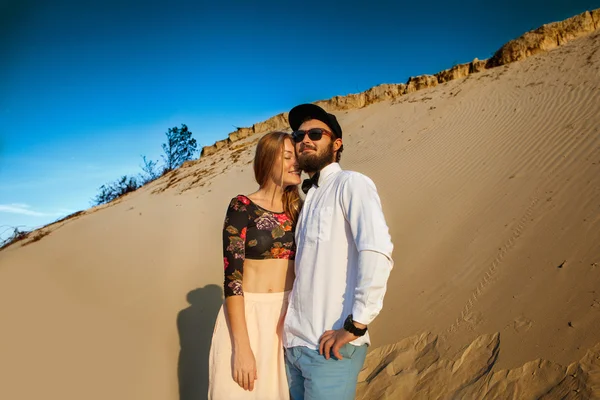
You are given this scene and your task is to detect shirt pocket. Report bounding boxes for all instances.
[307,206,334,243]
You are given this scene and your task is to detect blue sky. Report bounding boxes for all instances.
[1,0,598,241]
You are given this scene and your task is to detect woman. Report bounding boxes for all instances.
[208,131,302,399]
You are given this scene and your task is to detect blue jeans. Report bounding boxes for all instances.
[284,344,368,400]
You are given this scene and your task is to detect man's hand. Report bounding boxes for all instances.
[318,328,357,360]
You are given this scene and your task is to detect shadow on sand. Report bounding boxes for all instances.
[177,284,223,400]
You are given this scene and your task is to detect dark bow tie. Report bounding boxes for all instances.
[301,171,320,194]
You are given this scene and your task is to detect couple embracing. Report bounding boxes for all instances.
[208,103,394,400]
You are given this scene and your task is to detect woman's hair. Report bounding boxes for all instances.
[253,131,302,223]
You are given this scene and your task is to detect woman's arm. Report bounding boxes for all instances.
[222,196,257,391]
[225,296,257,391]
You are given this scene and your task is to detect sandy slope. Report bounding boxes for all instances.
[1,25,599,400]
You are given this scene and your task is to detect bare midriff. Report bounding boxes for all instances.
[242,259,295,293]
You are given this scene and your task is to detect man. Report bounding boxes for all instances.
[283,103,394,399]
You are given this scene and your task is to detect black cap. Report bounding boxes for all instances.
[288,103,342,139]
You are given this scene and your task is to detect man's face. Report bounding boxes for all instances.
[294,119,336,173]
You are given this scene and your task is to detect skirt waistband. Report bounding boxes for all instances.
[243,290,290,302]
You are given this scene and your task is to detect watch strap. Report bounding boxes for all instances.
[343,314,367,337]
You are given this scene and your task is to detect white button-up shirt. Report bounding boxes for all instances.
[283,162,394,349]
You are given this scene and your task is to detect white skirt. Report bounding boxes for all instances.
[208,291,290,400]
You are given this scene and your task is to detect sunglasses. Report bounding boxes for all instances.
[291,128,334,143]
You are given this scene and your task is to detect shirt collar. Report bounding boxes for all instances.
[316,162,341,186]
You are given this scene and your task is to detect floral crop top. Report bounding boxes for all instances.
[222,195,296,297]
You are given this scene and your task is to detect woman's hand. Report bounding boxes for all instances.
[232,344,257,391]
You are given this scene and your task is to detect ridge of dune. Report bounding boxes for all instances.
[199,8,599,158]
[1,9,600,400]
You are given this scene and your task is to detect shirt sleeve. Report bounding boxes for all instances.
[223,196,250,297]
[341,174,394,325]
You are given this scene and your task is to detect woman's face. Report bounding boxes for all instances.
[271,138,301,188]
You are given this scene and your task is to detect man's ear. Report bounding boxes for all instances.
[333,138,343,151]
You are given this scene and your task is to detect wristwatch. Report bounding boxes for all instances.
[343,314,368,337]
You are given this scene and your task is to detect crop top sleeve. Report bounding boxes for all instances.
[222,196,250,297]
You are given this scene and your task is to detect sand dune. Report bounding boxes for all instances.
[1,12,600,400]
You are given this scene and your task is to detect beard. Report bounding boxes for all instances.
[298,141,335,173]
